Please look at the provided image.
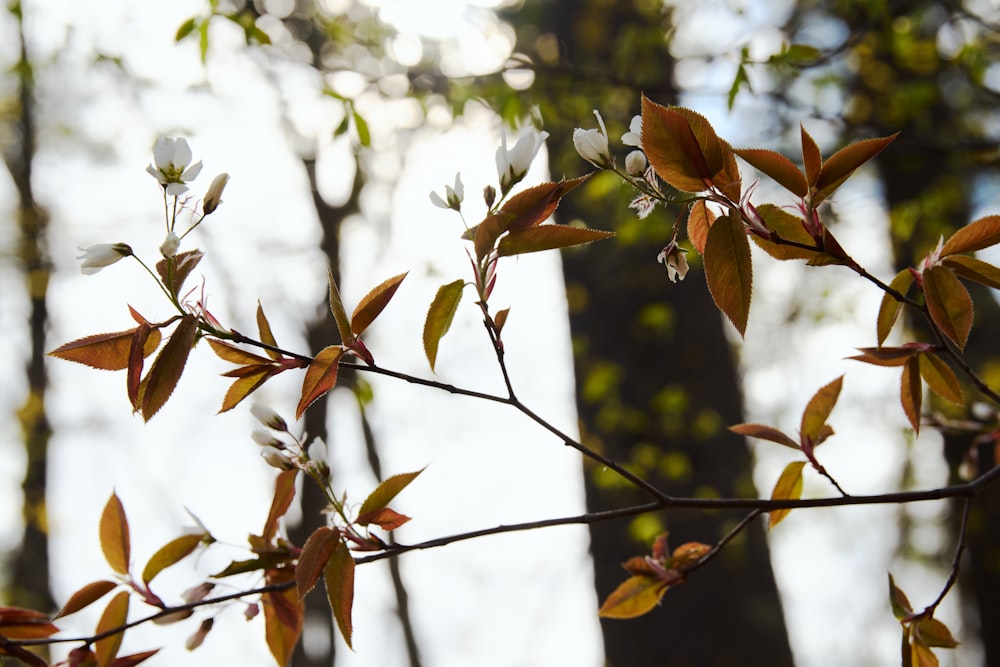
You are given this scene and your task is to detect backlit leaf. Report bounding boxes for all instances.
[849,346,920,367]
[901,357,923,434]
[262,470,298,543]
[769,461,805,529]
[800,375,843,443]
[923,265,973,350]
[206,339,273,365]
[56,580,118,619]
[0,606,60,639]
[220,365,279,413]
[493,307,510,336]
[328,268,353,346]
[500,176,589,232]
[815,133,898,199]
[877,269,915,345]
[175,17,198,41]
[142,534,204,585]
[423,279,465,372]
[256,301,281,360]
[128,324,158,410]
[111,650,160,667]
[641,96,723,192]
[910,639,939,667]
[940,215,1000,256]
[687,200,715,254]
[358,469,424,517]
[351,272,407,336]
[263,569,303,667]
[800,124,822,188]
[917,617,959,648]
[356,507,410,530]
[751,204,818,260]
[598,575,668,619]
[728,423,799,449]
[141,314,198,420]
[918,353,962,405]
[942,255,1000,289]
[671,542,711,570]
[49,327,161,371]
[703,213,752,336]
[325,540,355,649]
[100,493,130,575]
[497,225,614,256]
[156,249,204,296]
[296,345,344,419]
[95,591,130,667]
[733,148,808,197]
[474,212,512,263]
[352,109,370,147]
[296,526,340,599]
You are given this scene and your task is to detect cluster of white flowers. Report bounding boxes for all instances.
[250,403,330,480]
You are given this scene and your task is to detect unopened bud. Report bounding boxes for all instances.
[203,173,229,214]
[483,184,496,208]
[261,446,295,470]
[625,150,647,177]
[160,231,180,257]
[251,403,287,431]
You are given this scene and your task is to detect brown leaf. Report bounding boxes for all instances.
[849,346,921,367]
[0,606,60,639]
[262,470,298,543]
[888,573,914,619]
[686,200,715,254]
[769,461,805,529]
[328,268,353,347]
[597,575,668,619]
[219,366,280,413]
[358,469,424,517]
[325,540,355,649]
[100,493,131,576]
[141,534,204,585]
[355,507,411,531]
[940,214,1000,256]
[55,580,118,619]
[641,96,724,192]
[877,270,915,346]
[256,301,281,360]
[800,375,843,444]
[141,314,198,420]
[750,204,819,260]
[671,542,711,570]
[901,357,923,434]
[703,213,753,336]
[922,265,973,350]
[49,327,161,371]
[728,423,799,449]
[918,353,963,405]
[423,279,466,372]
[500,176,589,232]
[733,148,808,197]
[263,569,303,667]
[351,272,408,337]
[127,325,158,410]
[296,345,344,419]
[942,255,1000,290]
[497,225,614,257]
[815,133,898,200]
[474,212,512,263]
[94,591,130,667]
[109,649,159,667]
[206,339,273,365]
[800,124,822,188]
[916,617,959,649]
[296,527,340,599]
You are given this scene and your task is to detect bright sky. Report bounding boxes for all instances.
[0,1,983,666]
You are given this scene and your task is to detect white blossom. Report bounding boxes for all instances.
[77,243,132,275]
[260,446,295,471]
[622,114,643,146]
[496,126,549,193]
[657,244,690,283]
[251,403,287,431]
[160,231,180,257]
[573,110,613,169]
[203,173,229,214]
[146,137,203,196]
[430,172,464,210]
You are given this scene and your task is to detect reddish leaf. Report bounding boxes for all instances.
[351,272,408,336]
[328,268,353,346]
[263,470,298,543]
[474,212,512,263]
[686,200,715,254]
[423,279,465,372]
[750,204,819,260]
[206,339,273,365]
[918,353,963,405]
[296,345,344,419]
[597,575,668,619]
[641,97,724,192]
[734,148,808,197]
[800,124,822,188]
[358,469,424,517]
[703,213,753,336]
[670,542,711,570]
[156,249,203,295]
[940,215,1000,256]
[256,301,281,360]
[141,313,198,420]
[296,527,340,599]
[500,176,589,232]
[94,591,130,667]
[100,493,131,576]
[849,347,920,367]
[325,540,355,649]
[127,324,157,410]
[142,533,204,585]
[888,574,913,619]
[49,327,161,371]
[901,357,923,434]
[916,617,959,648]
[877,270,915,346]
[0,606,59,639]
[769,461,805,529]
[493,307,510,336]
[110,649,159,667]
[942,255,1000,289]
[623,556,658,577]
[56,580,118,619]
[728,423,799,449]
[923,265,973,350]
[356,507,411,531]
[497,225,614,257]
[219,365,280,413]
[262,569,303,667]
[815,133,898,198]
[800,375,843,444]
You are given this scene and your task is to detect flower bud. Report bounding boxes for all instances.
[77,243,133,275]
[572,110,613,169]
[261,446,295,471]
[625,150,647,177]
[160,231,180,258]
[251,403,287,431]
[483,184,496,209]
[203,173,229,214]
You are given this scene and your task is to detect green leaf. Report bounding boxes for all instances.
[918,353,963,405]
[142,534,204,585]
[733,149,808,197]
[727,60,750,110]
[198,19,209,64]
[423,279,465,372]
[728,423,799,449]
[296,345,344,420]
[175,17,198,42]
[800,375,843,444]
[358,469,424,517]
[352,110,370,147]
[351,272,407,336]
[703,213,752,336]
[943,255,1000,289]
[877,270,914,345]
[100,493,130,576]
[769,461,805,529]
[325,540,355,649]
[901,357,923,434]
[940,214,1000,256]
[95,591,130,667]
[923,265,973,350]
[750,204,818,260]
[497,225,615,257]
[888,573,914,620]
[328,268,354,346]
[597,575,668,619]
[141,314,198,420]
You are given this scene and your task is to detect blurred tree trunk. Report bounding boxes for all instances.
[3,4,55,637]
[507,2,793,664]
